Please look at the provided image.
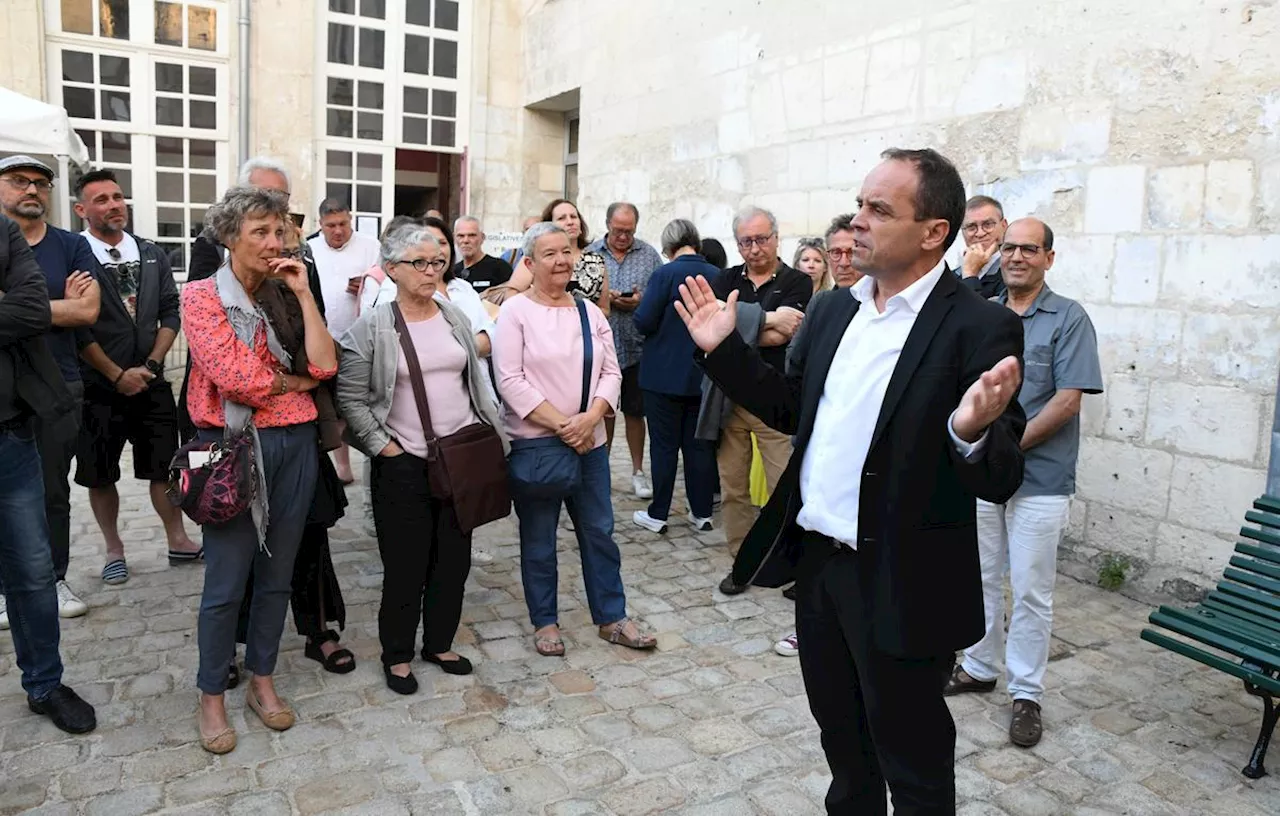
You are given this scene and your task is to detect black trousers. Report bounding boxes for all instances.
[371,453,470,666]
[795,535,957,816]
[35,380,82,581]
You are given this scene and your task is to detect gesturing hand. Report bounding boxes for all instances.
[673,275,738,353]
[952,356,1022,442]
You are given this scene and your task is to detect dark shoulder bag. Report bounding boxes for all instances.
[506,300,593,501]
[391,303,511,534]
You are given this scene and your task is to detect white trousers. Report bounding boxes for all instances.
[960,494,1070,703]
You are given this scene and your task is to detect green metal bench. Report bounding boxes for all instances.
[1140,494,1280,779]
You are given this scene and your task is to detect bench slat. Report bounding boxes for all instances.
[1203,594,1280,631]
[1228,554,1280,582]
[1216,580,1280,615]
[1254,495,1280,515]
[1240,524,1280,550]
[1244,509,1280,533]
[1141,628,1280,696]
[1234,541,1280,567]
[1150,608,1280,669]
[1160,605,1280,651]
[1223,567,1280,598]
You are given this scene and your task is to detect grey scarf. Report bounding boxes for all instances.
[215,260,291,553]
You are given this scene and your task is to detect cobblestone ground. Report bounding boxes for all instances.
[2,445,1278,815]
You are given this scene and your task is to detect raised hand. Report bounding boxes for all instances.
[962,241,998,278]
[673,275,738,353]
[953,355,1022,442]
[267,257,312,296]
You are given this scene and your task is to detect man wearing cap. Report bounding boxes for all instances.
[0,156,100,624]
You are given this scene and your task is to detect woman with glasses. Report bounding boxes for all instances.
[482,199,610,314]
[792,237,833,294]
[337,223,506,694]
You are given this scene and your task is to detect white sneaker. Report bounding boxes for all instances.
[471,548,495,566]
[56,581,88,619]
[0,594,8,630]
[632,472,653,499]
[688,513,714,532]
[632,510,668,534]
[774,632,799,657]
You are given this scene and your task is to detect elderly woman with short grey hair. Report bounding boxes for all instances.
[631,219,722,534]
[182,186,339,753]
[337,223,506,695]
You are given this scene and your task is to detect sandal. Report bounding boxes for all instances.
[533,627,565,657]
[598,618,656,650]
[168,547,204,565]
[304,633,356,674]
[101,558,128,585]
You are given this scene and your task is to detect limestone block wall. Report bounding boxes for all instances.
[0,3,47,100]
[478,0,1280,597]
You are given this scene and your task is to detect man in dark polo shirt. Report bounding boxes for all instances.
[453,215,512,293]
[0,155,100,620]
[710,206,812,594]
[945,217,1103,749]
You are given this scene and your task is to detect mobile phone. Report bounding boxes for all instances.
[619,290,634,297]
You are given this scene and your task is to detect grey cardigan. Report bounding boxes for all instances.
[336,298,509,459]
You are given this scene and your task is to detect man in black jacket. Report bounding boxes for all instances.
[73,169,200,584]
[676,149,1026,815]
[0,214,96,733]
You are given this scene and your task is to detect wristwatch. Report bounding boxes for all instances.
[144,359,164,378]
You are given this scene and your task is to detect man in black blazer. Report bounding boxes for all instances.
[676,148,1027,815]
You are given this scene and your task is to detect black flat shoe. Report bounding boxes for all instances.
[718,573,747,595]
[383,665,419,695]
[227,662,240,690]
[421,651,473,675]
[306,639,356,674]
[782,584,797,601]
[28,684,96,734]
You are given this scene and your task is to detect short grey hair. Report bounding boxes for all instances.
[380,223,440,266]
[825,213,855,241]
[318,197,350,219]
[732,206,778,238]
[454,215,481,231]
[203,186,291,245]
[606,202,639,224]
[660,218,701,257]
[521,222,568,260]
[237,156,290,188]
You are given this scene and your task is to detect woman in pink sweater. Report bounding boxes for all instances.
[494,223,655,657]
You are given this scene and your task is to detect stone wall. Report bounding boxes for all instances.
[469,0,1280,597]
[0,3,47,100]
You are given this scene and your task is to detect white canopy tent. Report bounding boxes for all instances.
[0,86,92,229]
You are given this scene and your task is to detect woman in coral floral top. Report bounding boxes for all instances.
[182,186,337,755]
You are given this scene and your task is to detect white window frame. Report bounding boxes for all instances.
[315,141,395,238]
[564,109,580,200]
[46,0,230,58]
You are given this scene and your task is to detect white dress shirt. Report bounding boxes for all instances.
[308,231,381,338]
[796,261,986,548]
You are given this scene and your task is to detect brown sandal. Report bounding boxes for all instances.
[599,618,656,650]
[534,627,565,657]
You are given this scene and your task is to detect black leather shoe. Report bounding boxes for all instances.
[782,584,797,601]
[421,650,473,675]
[28,684,96,734]
[718,573,747,595]
[383,665,419,695]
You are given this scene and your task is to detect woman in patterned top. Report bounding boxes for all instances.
[482,199,610,314]
[183,186,338,754]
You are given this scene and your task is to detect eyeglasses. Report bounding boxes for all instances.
[107,247,122,262]
[999,243,1044,258]
[736,234,776,250]
[392,257,449,273]
[962,219,1001,236]
[281,249,304,261]
[827,248,855,260]
[2,176,53,192]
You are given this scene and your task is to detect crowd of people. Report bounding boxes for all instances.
[0,145,1101,813]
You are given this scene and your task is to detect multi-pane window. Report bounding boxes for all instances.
[324,149,384,233]
[69,130,137,229]
[60,0,131,39]
[326,0,386,71]
[155,61,218,129]
[155,137,217,271]
[405,0,458,30]
[153,1,217,50]
[401,86,456,148]
[61,49,132,123]
[326,78,384,141]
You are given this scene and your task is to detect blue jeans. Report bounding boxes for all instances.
[196,424,318,693]
[512,444,626,628]
[0,424,64,699]
[643,390,717,521]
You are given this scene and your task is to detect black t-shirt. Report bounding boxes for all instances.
[454,254,512,293]
[711,261,813,371]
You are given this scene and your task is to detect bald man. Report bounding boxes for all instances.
[944,218,1103,750]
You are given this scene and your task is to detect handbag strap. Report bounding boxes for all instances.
[390,302,440,457]
[577,298,591,415]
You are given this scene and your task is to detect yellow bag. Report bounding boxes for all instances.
[749,434,770,507]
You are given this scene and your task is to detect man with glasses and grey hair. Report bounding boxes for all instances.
[709,206,813,594]
[958,194,1008,299]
